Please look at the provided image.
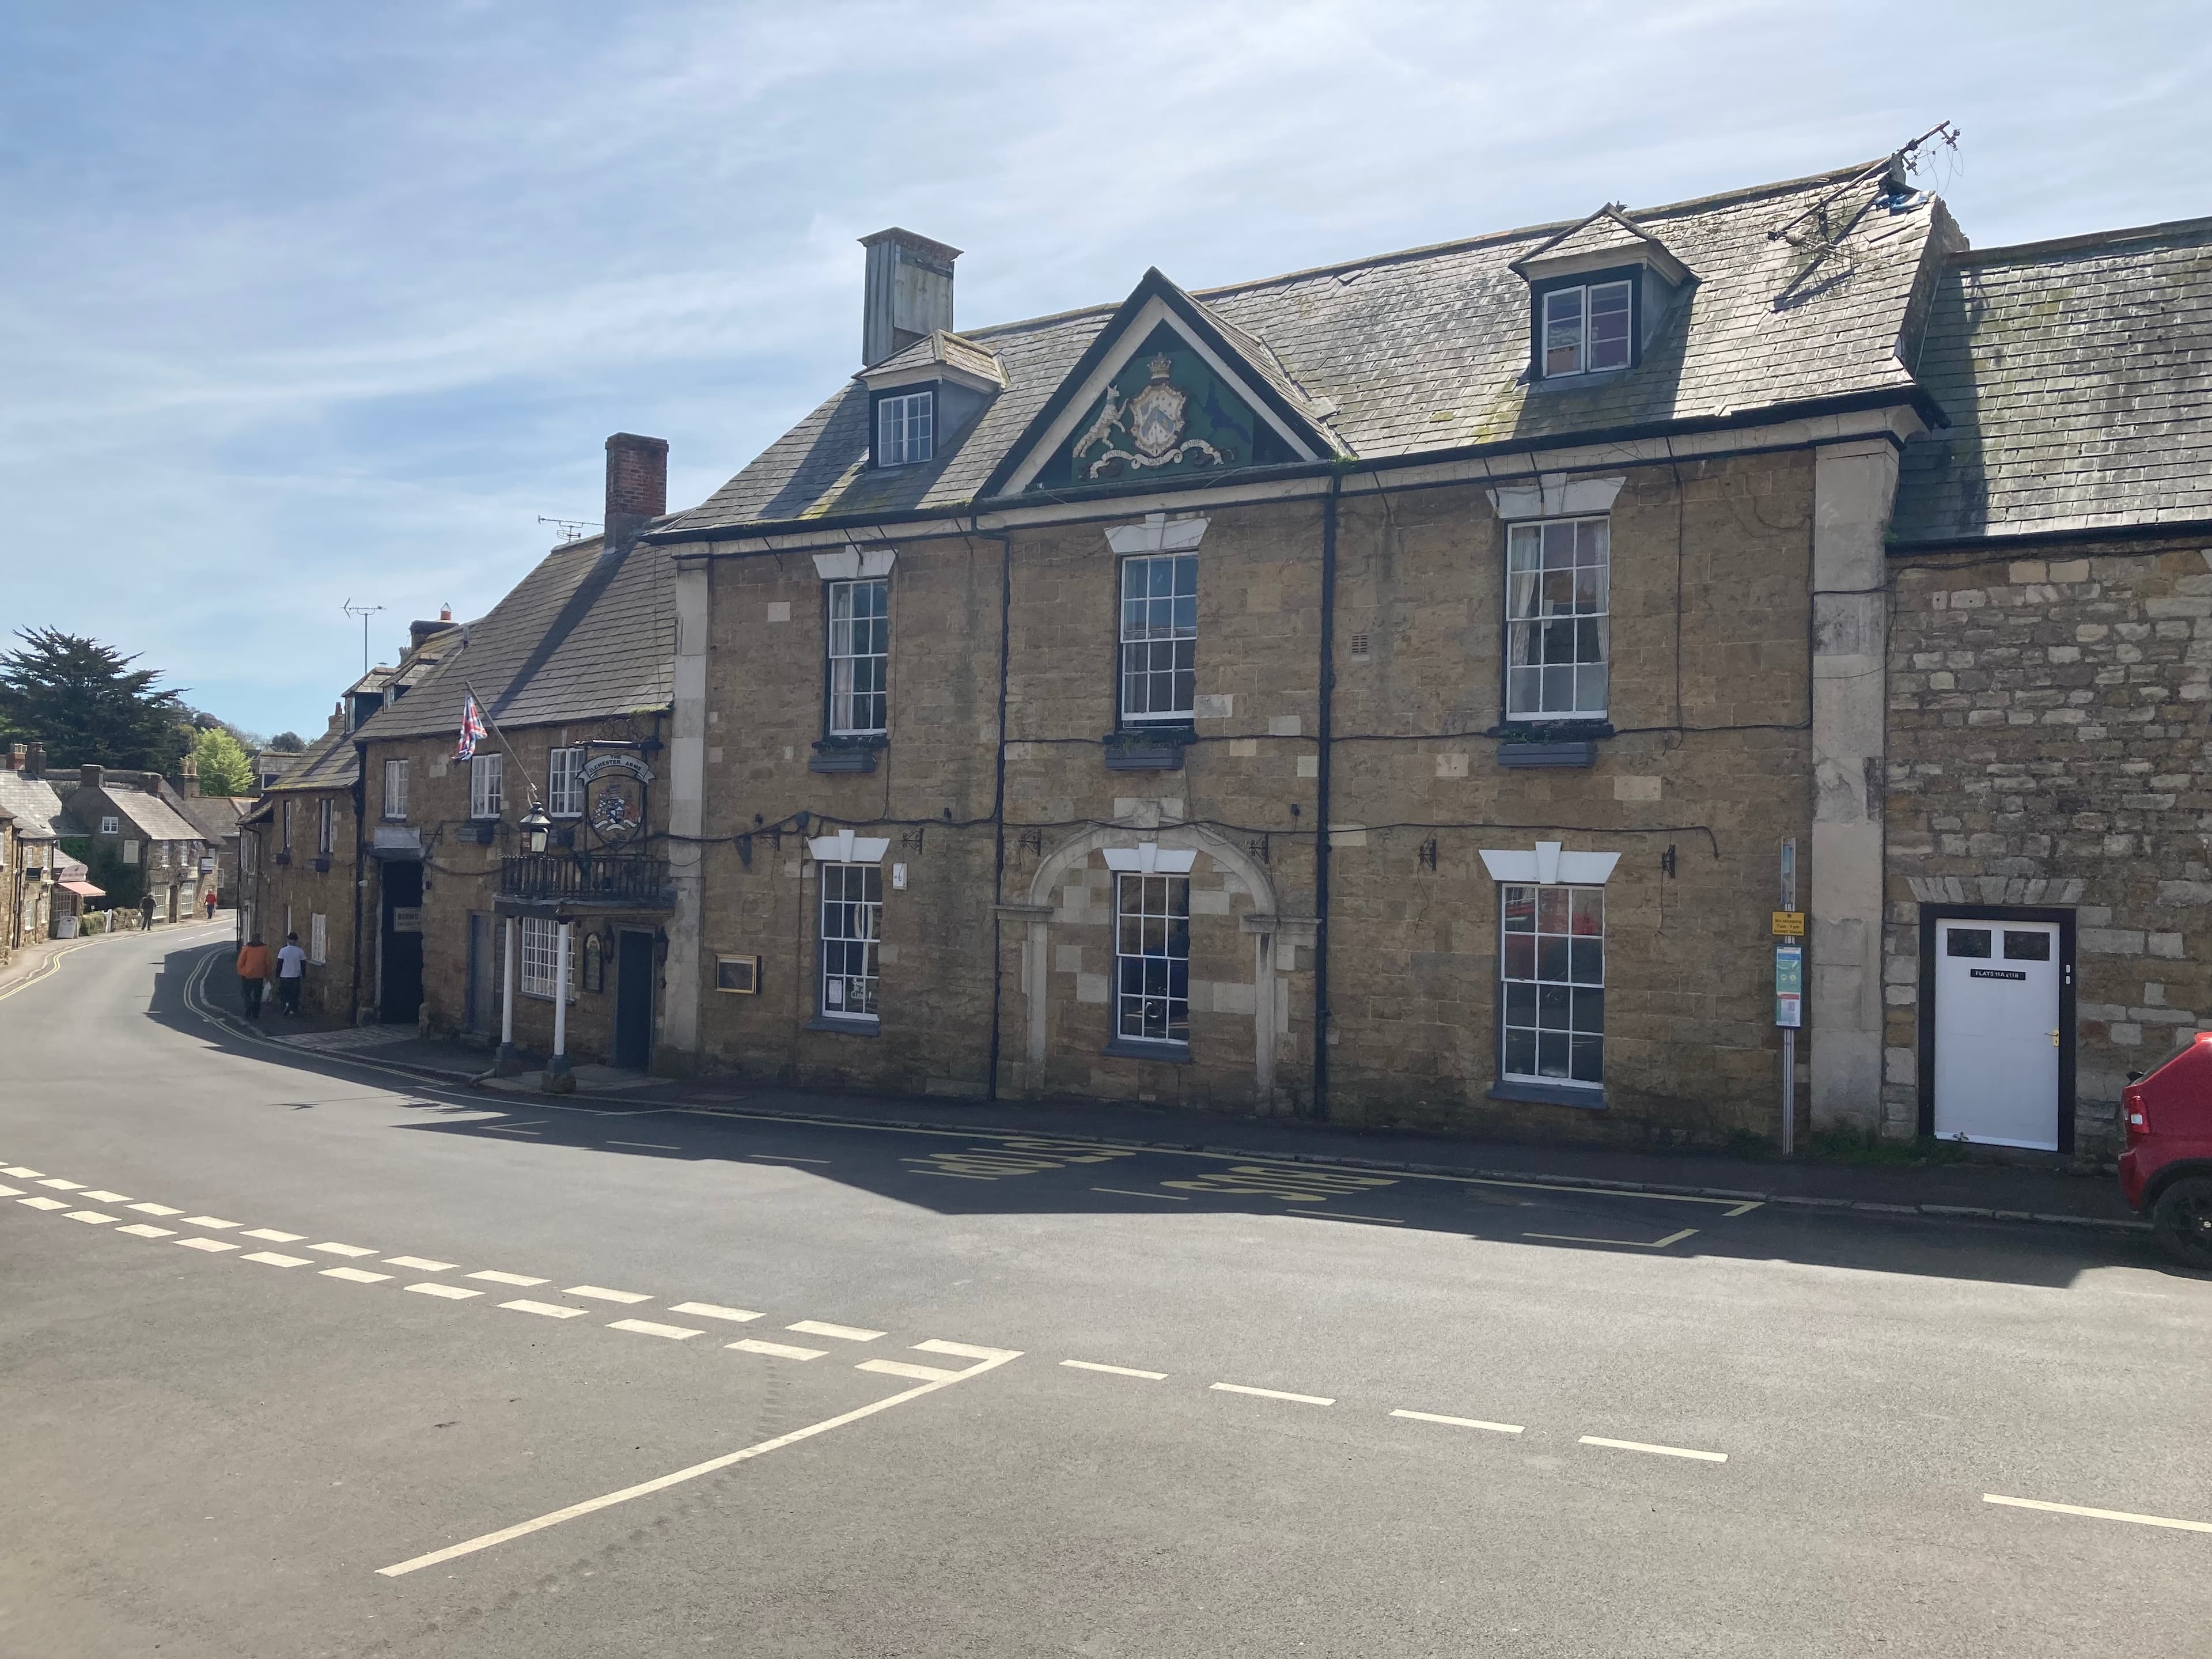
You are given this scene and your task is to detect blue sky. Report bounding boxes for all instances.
[2,1,2203,740]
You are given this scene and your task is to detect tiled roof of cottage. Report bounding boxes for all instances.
[263,725,358,791]
[85,786,205,844]
[660,160,1945,538]
[0,772,69,841]
[1891,215,2212,545]
[353,531,673,742]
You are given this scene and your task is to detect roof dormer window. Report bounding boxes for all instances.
[1541,278,1633,378]
[874,389,934,468]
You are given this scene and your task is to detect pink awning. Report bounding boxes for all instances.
[59,880,105,899]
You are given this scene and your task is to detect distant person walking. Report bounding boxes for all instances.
[275,931,306,1017]
[139,892,157,931]
[236,935,272,1020]
[204,889,218,921]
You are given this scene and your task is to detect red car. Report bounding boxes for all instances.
[2121,1032,2212,1270]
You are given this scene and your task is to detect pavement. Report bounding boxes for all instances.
[3,922,2209,1657]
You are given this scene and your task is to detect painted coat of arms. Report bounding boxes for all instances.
[1071,353,1232,479]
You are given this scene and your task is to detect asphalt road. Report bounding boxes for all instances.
[3,924,2209,1657]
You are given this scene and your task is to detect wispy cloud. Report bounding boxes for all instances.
[1,0,2202,734]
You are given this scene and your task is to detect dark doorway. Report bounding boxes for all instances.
[615,930,655,1069]
[379,861,425,1025]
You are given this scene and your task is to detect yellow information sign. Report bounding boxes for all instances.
[1772,910,1805,937]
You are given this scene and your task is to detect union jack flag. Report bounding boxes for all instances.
[453,694,487,762]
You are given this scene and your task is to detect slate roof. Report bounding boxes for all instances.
[177,795,252,842]
[353,531,673,743]
[1891,215,2212,545]
[263,726,359,793]
[1509,206,1681,274]
[866,329,1008,388]
[88,787,205,845]
[660,160,1945,539]
[0,773,69,842]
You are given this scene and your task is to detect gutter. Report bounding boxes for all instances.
[642,388,1944,550]
[1310,473,1342,1122]
[1891,517,2212,555]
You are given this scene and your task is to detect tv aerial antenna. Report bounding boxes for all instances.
[340,597,385,677]
[537,515,600,546]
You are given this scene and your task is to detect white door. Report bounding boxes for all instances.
[1933,919,2062,1150]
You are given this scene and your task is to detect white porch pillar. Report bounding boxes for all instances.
[545,919,574,1092]
[495,914,522,1075]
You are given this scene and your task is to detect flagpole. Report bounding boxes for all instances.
[460,680,544,809]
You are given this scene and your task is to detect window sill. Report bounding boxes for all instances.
[809,747,878,775]
[1103,730,1190,772]
[1102,1036,1193,1063]
[806,1014,881,1037]
[1495,740,1597,770]
[1487,1080,1607,1110]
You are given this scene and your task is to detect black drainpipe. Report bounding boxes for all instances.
[349,735,369,1021]
[1311,472,1343,1122]
[982,526,1013,1100]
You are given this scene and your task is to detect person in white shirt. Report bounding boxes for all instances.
[275,932,308,1017]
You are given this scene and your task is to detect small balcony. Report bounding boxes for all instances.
[497,853,675,915]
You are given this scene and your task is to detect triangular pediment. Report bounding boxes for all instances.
[1510,204,1692,286]
[983,270,1344,499]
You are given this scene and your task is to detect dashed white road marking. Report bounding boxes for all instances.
[1062,1359,1169,1380]
[747,1154,829,1164]
[81,1191,132,1203]
[786,1320,882,1342]
[0,1185,21,1198]
[483,1127,541,1137]
[65,1210,118,1225]
[914,1340,1022,1362]
[1092,1187,1190,1200]
[18,1197,69,1211]
[118,1223,175,1238]
[309,1242,378,1258]
[609,1319,703,1341]
[728,1339,826,1361]
[1211,1382,1335,1407]
[668,1302,762,1324]
[243,1229,305,1243]
[127,1203,183,1216]
[1392,1408,1524,1435]
[36,1178,84,1191]
[608,1141,680,1150]
[386,1256,456,1272]
[1983,1494,2212,1533]
[1580,1435,1727,1463]
[469,1270,548,1287]
[858,1359,963,1382]
[244,1251,312,1268]
[501,1299,588,1320]
[407,1283,482,1301]
[376,1346,1022,1577]
[176,1237,238,1253]
[0,1166,41,1177]
[565,1285,653,1305]
[1723,1202,1764,1218]
[321,1266,392,1284]
[180,1216,240,1230]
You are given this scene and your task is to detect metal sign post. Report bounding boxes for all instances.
[1777,839,1799,1156]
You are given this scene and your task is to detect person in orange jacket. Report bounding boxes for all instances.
[235,935,272,1020]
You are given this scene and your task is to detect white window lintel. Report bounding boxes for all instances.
[811,548,897,581]
[806,830,891,864]
[1101,843,1198,874]
[1105,512,1209,555]
[1486,474,1625,522]
[1478,842,1620,885]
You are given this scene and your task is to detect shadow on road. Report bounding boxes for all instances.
[140,940,2184,1295]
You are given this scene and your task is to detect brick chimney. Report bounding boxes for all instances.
[860,229,960,367]
[604,433,669,546]
[181,755,201,798]
[81,763,104,790]
[3,743,20,772]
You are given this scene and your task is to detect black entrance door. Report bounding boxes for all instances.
[615,930,654,1069]
[380,861,425,1024]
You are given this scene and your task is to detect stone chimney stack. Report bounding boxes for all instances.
[81,763,104,790]
[4,743,21,772]
[860,229,960,367]
[25,742,43,780]
[603,433,669,546]
[181,755,201,798]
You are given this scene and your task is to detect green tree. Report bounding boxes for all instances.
[0,629,189,772]
[268,731,305,752]
[190,726,257,797]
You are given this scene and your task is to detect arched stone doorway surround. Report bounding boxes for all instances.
[1013,821,1295,1101]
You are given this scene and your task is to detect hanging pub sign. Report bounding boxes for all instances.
[579,751,652,847]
